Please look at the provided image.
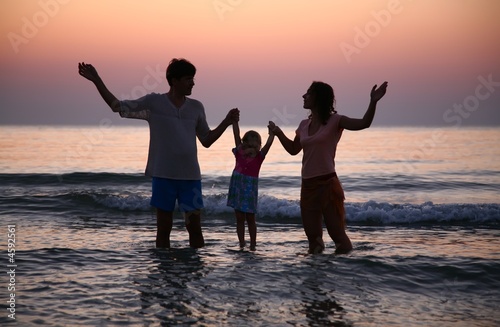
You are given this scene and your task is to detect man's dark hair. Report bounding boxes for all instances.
[166,58,196,86]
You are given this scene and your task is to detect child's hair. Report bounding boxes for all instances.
[242,130,261,145]
[166,58,196,86]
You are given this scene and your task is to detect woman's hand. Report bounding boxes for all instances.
[268,121,282,135]
[370,81,388,102]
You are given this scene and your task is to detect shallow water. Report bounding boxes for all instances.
[5,220,500,326]
[1,126,499,326]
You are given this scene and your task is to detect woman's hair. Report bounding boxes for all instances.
[308,81,337,125]
[166,58,196,86]
[242,130,261,145]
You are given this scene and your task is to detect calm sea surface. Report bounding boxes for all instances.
[0,125,499,326]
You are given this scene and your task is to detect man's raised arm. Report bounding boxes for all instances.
[78,62,121,112]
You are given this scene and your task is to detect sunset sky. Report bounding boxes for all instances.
[1,0,499,127]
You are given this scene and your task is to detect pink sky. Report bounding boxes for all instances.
[1,0,499,126]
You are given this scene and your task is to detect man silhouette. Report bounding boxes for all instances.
[78,58,239,248]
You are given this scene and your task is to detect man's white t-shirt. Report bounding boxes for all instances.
[120,93,210,180]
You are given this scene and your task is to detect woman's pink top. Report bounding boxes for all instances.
[296,114,344,179]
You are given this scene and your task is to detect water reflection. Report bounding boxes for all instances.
[301,256,351,327]
[137,248,206,325]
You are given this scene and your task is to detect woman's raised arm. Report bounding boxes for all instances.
[340,81,388,131]
[268,121,302,155]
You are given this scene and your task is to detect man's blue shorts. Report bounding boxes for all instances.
[150,177,204,212]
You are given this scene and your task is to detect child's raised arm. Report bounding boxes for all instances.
[232,121,241,147]
[261,122,275,156]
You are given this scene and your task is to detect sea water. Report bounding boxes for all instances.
[0,125,499,326]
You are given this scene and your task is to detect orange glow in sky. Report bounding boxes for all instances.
[1,0,499,126]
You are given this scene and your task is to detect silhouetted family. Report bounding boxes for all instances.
[79,58,387,254]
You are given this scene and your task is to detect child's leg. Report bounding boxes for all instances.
[235,210,246,247]
[246,213,256,250]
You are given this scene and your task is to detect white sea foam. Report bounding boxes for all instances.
[91,192,151,211]
[89,192,499,225]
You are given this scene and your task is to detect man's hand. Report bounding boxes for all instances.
[78,62,100,83]
[225,108,240,125]
[77,62,121,112]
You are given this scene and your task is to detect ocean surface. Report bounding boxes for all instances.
[0,125,499,326]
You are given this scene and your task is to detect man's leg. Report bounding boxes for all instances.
[178,179,204,248]
[185,210,205,248]
[156,208,173,248]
